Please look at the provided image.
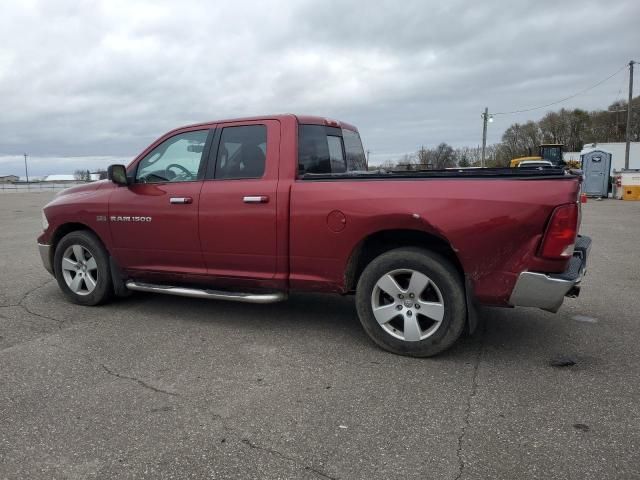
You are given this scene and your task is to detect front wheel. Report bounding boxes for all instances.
[53,230,113,306]
[355,247,466,357]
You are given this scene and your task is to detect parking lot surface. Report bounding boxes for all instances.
[1,192,639,479]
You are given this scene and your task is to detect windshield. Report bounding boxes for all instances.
[540,146,563,165]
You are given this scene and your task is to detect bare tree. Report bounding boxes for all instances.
[379,159,396,170]
[73,169,93,181]
[416,146,429,166]
[395,153,417,171]
[501,121,541,159]
[454,146,481,167]
[430,143,456,169]
[502,96,640,156]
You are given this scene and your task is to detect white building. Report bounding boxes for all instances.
[42,173,102,182]
[43,174,77,182]
[0,175,19,183]
[580,142,640,172]
[563,152,581,163]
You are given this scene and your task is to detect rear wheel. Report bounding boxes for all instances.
[355,247,466,357]
[54,230,112,306]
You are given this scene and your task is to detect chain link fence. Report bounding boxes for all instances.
[0,181,91,192]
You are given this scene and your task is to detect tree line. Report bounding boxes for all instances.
[73,169,107,181]
[382,95,640,169]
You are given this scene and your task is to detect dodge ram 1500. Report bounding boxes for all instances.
[37,114,591,356]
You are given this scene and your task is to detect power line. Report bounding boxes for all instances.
[492,63,629,116]
[614,66,628,104]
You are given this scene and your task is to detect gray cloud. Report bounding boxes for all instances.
[0,0,638,174]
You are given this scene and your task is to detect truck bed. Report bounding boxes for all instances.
[301,167,574,180]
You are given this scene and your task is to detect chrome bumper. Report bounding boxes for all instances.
[509,236,591,313]
[38,243,54,275]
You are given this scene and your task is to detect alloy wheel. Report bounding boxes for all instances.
[370,268,445,341]
[61,244,98,296]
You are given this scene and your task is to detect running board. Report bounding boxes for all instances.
[125,281,287,304]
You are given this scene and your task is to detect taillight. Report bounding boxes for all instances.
[539,203,579,259]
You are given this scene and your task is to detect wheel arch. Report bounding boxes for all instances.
[51,222,102,252]
[345,228,479,334]
[344,229,464,292]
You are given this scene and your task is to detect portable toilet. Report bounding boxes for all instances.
[581,150,612,197]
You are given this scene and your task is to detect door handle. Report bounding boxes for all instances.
[169,197,193,204]
[243,195,269,204]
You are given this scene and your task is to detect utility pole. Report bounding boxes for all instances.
[624,60,635,170]
[23,153,29,183]
[481,107,489,167]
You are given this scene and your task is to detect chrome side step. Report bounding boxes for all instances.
[125,281,287,304]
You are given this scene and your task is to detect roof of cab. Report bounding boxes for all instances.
[171,114,358,134]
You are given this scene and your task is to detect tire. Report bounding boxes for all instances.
[355,247,466,357]
[53,230,113,306]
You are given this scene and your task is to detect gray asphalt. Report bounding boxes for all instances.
[1,192,639,480]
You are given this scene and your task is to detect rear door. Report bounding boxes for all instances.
[109,128,213,275]
[198,120,280,285]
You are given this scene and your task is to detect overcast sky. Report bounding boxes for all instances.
[1,0,639,176]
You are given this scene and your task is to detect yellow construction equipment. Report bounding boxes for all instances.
[510,144,579,168]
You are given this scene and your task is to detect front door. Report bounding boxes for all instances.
[109,128,213,275]
[198,120,280,286]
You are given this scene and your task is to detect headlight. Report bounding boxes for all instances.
[41,210,49,230]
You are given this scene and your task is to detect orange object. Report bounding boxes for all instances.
[623,186,640,201]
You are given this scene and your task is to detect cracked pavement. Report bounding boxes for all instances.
[1,192,639,479]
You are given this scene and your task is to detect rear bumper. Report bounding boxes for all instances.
[509,235,591,313]
[38,243,54,276]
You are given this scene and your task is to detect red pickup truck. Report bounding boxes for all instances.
[37,114,591,356]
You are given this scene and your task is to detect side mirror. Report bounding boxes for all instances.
[107,164,128,186]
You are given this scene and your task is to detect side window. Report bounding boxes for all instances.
[327,136,347,173]
[215,125,267,179]
[136,130,208,183]
[298,125,332,174]
[342,129,367,171]
[298,124,365,175]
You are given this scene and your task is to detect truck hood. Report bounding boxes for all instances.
[55,180,110,197]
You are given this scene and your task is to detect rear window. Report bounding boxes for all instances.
[298,124,366,175]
